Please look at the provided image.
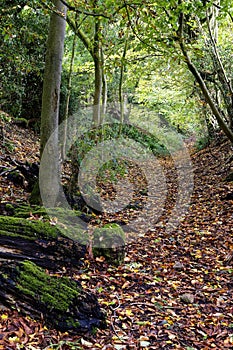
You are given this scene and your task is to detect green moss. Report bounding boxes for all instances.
[14,205,82,222]
[16,261,81,312]
[93,223,125,244]
[5,203,15,211]
[0,208,88,243]
[0,215,61,239]
[93,224,125,266]
[0,229,36,240]
[29,180,41,205]
[14,118,29,127]
[14,205,47,218]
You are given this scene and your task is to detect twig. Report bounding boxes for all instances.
[129,302,184,310]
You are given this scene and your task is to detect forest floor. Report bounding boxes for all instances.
[1,122,233,350]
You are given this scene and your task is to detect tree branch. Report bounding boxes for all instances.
[178,19,233,143]
[59,0,110,18]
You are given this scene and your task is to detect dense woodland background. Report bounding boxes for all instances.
[1,0,233,349]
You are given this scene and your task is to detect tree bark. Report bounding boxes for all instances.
[101,47,107,119]
[0,212,105,333]
[39,0,67,207]
[62,28,77,160]
[0,261,106,333]
[93,17,102,126]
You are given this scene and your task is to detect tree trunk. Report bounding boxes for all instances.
[39,0,67,207]
[62,29,77,160]
[93,17,102,126]
[206,8,233,128]
[182,47,233,143]
[178,12,233,143]
[119,34,128,133]
[101,47,107,119]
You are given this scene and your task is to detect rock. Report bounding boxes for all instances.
[92,223,125,266]
[173,261,184,270]
[180,293,195,304]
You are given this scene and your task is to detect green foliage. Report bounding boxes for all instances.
[0,110,11,123]
[194,135,210,151]
[98,158,128,183]
[69,122,167,191]
[0,2,48,119]
[71,122,167,165]
[1,140,15,153]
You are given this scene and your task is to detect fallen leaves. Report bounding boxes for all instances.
[1,126,233,348]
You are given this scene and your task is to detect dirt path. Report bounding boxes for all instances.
[1,125,233,349]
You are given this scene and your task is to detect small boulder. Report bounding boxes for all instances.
[180,293,195,304]
[92,223,125,266]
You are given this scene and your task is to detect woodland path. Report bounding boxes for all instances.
[1,123,233,349]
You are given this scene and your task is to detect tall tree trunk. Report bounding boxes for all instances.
[101,47,107,120]
[181,46,233,143]
[206,7,233,128]
[66,10,105,127]
[62,29,77,160]
[39,0,67,207]
[93,17,102,126]
[119,34,128,128]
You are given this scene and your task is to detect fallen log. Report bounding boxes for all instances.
[0,214,87,269]
[0,260,106,333]
[0,209,106,333]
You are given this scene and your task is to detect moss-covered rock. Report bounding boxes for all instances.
[17,261,81,312]
[0,261,106,333]
[92,223,125,266]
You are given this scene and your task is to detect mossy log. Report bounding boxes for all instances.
[0,260,106,333]
[0,215,87,269]
[0,207,106,333]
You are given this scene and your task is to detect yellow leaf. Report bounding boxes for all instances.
[9,336,20,342]
[1,314,8,320]
[125,308,133,317]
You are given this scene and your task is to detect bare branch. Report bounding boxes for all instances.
[60,0,110,19]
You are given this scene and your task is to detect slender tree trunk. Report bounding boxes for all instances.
[62,30,77,160]
[181,45,233,143]
[178,12,233,143]
[101,47,107,120]
[39,0,67,207]
[119,35,128,127]
[93,17,102,126]
[206,8,233,128]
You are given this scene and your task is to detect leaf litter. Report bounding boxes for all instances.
[1,124,233,349]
